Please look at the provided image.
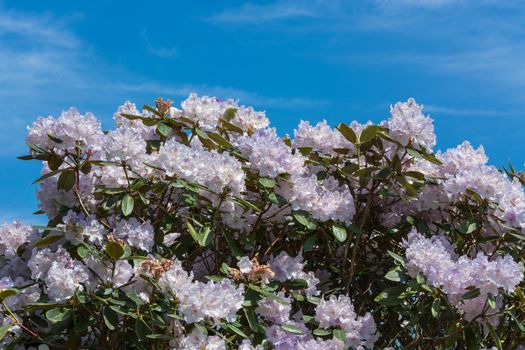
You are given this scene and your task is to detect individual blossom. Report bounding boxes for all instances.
[113,218,154,251]
[237,256,254,274]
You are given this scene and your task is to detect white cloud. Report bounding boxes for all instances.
[109,82,328,108]
[141,29,177,58]
[207,0,469,25]
[207,0,347,23]
[425,105,511,117]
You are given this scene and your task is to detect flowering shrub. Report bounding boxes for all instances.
[0,94,524,349]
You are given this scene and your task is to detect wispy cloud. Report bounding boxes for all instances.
[108,82,328,109]
[141,29,177,58]
[207,0,467,25]
[425,105,512,117]
[208,0,326,23]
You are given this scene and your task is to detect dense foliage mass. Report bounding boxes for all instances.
[0,94,524,349]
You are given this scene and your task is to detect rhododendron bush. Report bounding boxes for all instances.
[1,94,524,349]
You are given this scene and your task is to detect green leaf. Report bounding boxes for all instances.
[223,108,237,121]
[234,197,261,212]
[374,286,407,306]
[286,279,308,290]
[268,192,287,206]
[46,308,72,323]
[80,161,92,174]
[103,307,119,331]
[105,241,124,260]
[47,133,63,144]
[208,132,233,148]
[222,229,243,258]
[313,328,331,337]
[508,231,525,241]
[293,212,316,230]
[130,178,147,191]
[0,325,11,341]
[156,122,173,138]
[48,155,64,171]
[77,244,90,259]
[34,234,63,247]
[333,329,346,341]
[387,250,406,267]
[244,308,259,332]
[187,222,200,244]
[17,155,35,160]
[303,234,317,252]
[462,287,481,300]
[194,128,210,139]
[223,323,248,338]
[331,223,347,243]
[0,289,17,302]
[57,169,76,191]
[487,294,497,309]
[219,118,244,133]
[486,321,502,350]
[198,224,213,247]
[279,323,305,335]
[384,267,409,282]
[121,194,134,217]
[259,177,276,188]
[135,318,149,339]
[459,220,477,235]
[359,125,379,143]
[336,123,357,144]
[431,298,441,318]
[248,284,287,304]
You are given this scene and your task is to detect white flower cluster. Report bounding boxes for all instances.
[114,218,154,252]
[0,221,37,257]
[386,98,436,150]
[180,93,269,133]
[159,259,245,324]
[390,140,525,233]
[281,175,356,224]
[315,295,379,349]
[157,138,246,198]
[403,230,524,321]
[293,120,350,154]
[26,108,104,153]
[269,251,319,296]
[62,211,106,246]
[238,128,306,178]
[28,247,90,302]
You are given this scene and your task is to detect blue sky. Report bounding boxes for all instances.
[1,0,525,223]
